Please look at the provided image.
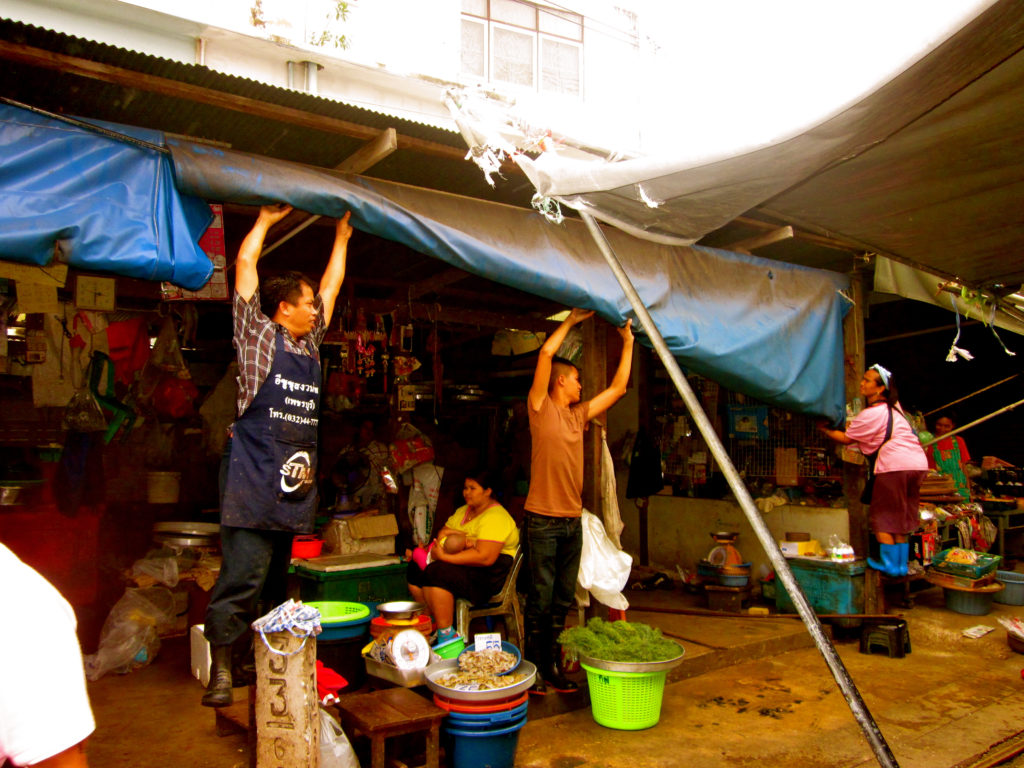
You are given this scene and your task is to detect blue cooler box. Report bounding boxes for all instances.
[775,557,866,618]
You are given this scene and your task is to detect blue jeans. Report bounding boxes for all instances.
[524,513,582,633]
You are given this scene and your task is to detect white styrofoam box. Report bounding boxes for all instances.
[780,540,823,558]
[191,624,211,687]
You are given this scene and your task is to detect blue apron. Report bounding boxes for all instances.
[221,331,321,533]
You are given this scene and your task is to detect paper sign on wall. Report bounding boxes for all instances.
[16,282,59,314]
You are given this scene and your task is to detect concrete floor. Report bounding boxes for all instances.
[84,578,1024,768]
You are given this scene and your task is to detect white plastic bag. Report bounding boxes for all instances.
[577,509,632,610]
[83,587,177,680]
[320,708,360,768]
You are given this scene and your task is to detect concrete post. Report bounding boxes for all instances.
[255,632,319,768]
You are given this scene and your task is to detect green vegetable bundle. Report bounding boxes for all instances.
[558,618,680,662]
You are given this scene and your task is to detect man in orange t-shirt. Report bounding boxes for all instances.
[524,308,633,694]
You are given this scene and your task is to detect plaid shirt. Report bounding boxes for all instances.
[233,289,326,417]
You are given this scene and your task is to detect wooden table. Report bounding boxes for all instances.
[332,687,445,768]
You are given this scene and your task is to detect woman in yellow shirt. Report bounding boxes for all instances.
[406,469,519,645]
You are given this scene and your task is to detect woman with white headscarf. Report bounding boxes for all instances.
[819,364,928,576]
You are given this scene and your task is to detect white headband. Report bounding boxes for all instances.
[869,363,891,389]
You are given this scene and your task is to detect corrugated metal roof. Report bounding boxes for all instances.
[0,17,460,141]
[0,16,539,211]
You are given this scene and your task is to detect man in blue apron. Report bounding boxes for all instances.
[202,204,353,707]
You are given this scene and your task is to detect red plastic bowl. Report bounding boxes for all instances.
[292,535,323,559]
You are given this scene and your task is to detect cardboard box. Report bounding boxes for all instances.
[323,514,399,555]
[190,624,211,687]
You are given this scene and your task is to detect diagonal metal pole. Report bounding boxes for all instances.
[920,395,1024,448]
[580,211,899,768]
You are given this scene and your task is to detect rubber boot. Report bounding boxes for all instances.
[525,628,549,696]
[896,541,909,576]
[544,617,578,693]
[231,634,256,688]
[202,644,234,708]
[867,543,902,578]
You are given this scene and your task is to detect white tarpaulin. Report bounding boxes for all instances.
[874,257,1024,337]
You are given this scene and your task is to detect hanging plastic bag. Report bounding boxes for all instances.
[319,708,360,768]
[390,423,434,474]
[62,387,108,432]
[578,509,632,610]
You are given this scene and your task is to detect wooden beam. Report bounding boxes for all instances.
[403,267,471,300]
[354,297,558,333]
[333,127,400,174]
[262,128,398,256]
[843,267,868,559]
[734,216,864,254]
[0,41,466,161]
[581,317,607,517]
[724,225,793,254]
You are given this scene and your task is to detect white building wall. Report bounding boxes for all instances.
[4,0,651,148]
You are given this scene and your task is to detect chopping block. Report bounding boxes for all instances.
[332,687,445,768]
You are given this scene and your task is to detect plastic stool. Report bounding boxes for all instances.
[859,619,911,658]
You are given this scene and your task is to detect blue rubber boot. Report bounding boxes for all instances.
[867,543,902,577]
[897,541,909,576]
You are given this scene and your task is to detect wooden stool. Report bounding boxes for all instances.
[705,584,752,612]
[332,687,445,768]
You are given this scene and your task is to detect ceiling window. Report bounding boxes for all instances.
[461,0,583,97]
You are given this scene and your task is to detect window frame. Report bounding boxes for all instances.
[489,19,538,90]
[460,0,583,98]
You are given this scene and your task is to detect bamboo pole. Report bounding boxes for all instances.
[920,395,1024,447]
[922,373,1019,417]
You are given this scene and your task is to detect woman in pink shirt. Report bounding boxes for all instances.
[819,364,928,576]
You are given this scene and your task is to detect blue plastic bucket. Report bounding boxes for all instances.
[443,718,526,768]
[444,701,528,730]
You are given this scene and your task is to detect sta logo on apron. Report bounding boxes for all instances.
[280,449,314,495]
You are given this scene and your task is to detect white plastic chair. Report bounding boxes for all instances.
[455,549,524,649]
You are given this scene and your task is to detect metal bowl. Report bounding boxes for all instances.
[578,641,685,674]
[424,658,537,702]
[376,601,426,621]
[153,521,220,536]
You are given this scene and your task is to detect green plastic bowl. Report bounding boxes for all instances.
[433,635,466,659]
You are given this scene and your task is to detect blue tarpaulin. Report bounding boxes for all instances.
[168,140,851,421]
[0,103,213,290]
[0,98,850,419]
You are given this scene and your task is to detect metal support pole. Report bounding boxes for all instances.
[580,211,899,768]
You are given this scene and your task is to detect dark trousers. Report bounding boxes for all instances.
[524,513,582,634]
[204,525,294,647]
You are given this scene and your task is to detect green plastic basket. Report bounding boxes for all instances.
[581,663,668,730]
[931,549,1001,579]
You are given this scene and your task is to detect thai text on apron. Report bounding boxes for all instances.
[222,331,321,532]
